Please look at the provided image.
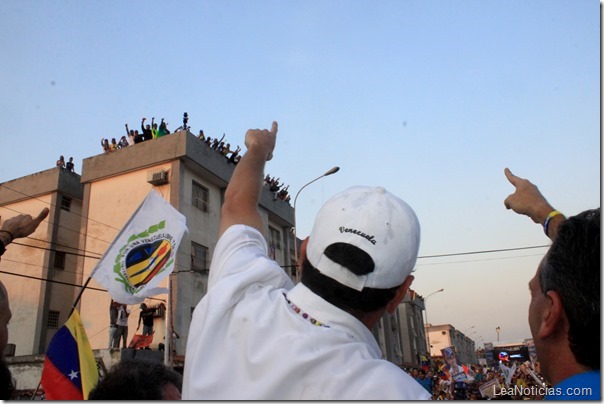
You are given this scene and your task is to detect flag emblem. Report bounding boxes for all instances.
[125,238,173,287]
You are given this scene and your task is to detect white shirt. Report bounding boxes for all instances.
[182,225,430,400]
[116,306,130,327]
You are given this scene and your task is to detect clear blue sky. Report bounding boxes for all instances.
[0,0,600,347]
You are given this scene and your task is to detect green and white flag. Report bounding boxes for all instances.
[91,190,187,304]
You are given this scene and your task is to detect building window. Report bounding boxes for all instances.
[191,242,209,274]
[60,196,72,212]
[442,330,447,335]
[192,181,209,212]
[54,251,66,270]
[47,310,60,329]
[269,226,281,250]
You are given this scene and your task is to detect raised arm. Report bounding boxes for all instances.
[219,121,278,237]
[503,168,565,241]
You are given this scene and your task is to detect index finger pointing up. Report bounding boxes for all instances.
[271,121,278,135]
[504,167,520,186]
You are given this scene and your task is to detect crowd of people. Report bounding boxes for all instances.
[100,114,186,154]
[407,359,549,400]
[196,130,242,165]
[264,174,291,202]
[97,114,294,205]
[0,120,599,400]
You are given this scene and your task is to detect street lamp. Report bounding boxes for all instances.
[424,288,444,358]
[293,166,340,282]
[462,325,475,334]
[496,326,501,342]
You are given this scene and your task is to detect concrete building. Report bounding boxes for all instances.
[426,323,478,364]
[0,167,84,356]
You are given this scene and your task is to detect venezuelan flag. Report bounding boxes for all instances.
[40,309,98,400]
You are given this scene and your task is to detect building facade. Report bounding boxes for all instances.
[0,168,83,356]
[426,323,478,364]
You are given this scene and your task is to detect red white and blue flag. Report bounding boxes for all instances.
[40,309,98,400]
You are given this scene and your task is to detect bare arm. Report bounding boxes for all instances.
[503,168,565,241]
[219,122,278,237]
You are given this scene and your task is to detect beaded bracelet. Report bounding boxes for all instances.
[543,210,562,237]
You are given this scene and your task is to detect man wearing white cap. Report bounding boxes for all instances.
[182,121,430,400]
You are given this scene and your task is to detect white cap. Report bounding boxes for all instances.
[306,186,420,291]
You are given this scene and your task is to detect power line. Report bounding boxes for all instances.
[0,183,122,233]
[416,252,546,267]
[11,241,104,260]
[0,270,106,292]
[417,244,549,259]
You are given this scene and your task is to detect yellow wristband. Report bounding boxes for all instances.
[543,210,562,237]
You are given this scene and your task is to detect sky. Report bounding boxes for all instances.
[0,0,600,348]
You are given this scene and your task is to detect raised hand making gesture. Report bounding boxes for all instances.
[0,208,50,254]
[504,168,565,241]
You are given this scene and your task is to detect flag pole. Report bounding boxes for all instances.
[164,275,172,366]
[69,275,93,316]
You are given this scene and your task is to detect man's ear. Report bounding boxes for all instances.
[538,290,565,339]
[386,275,414,314]
[299,237,309,266]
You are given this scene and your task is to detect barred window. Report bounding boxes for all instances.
[269,226,281,250]
[60,196,72,212]
[192,181,209,213]
[191,241,209,274]
[47,310,60,329]
[54,251,66,270]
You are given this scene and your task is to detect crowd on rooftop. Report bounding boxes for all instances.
[53,113,293,205]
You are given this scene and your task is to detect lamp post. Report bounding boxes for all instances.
[292,166,340,282]
[424,288,444,358]
[496,326,501,342]
[462,325,475,334]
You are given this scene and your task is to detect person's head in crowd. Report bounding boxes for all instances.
[299,186,420,328]
[88,359,182,400]
[528,208,600,384]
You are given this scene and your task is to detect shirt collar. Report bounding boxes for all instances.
[286,283,381,357]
